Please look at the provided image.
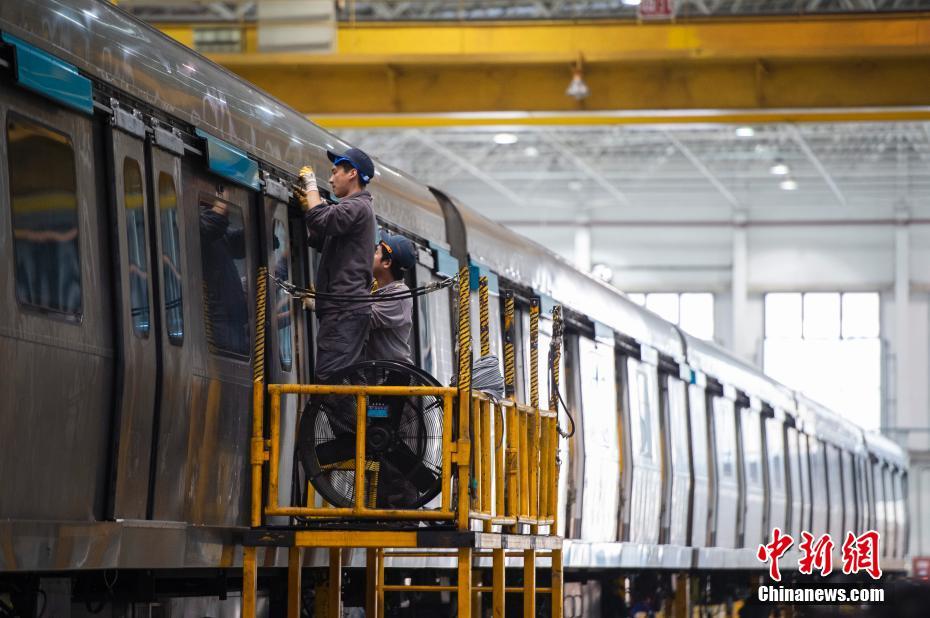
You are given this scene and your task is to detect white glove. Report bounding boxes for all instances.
[299,165,317,193]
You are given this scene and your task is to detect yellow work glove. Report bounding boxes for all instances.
[297,165,317,209]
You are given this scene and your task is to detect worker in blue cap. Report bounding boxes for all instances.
[297,147,377,381]
[366,231,417,363]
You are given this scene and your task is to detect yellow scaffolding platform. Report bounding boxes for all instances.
[242,266,564,618]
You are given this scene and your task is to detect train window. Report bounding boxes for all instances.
[635,370,656,461]
[742,409,763,486]
[713,398,737,481]
[688,385,709,479]
[199,198,249,357]
[272,218,293,371]
[123,158,150,338]
[416,264,454,384]
[766,419,785,493]
[7,114,82,318]
[158,173,184,345]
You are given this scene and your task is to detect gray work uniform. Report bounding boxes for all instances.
[304,190,376,381]
[365,279,413,363]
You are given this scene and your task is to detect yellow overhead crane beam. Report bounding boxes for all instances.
[156,15,930,126]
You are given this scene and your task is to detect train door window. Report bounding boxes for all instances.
[123,158,150,338]
[199,198,249,357]
[158,173,184,344]
[798,434,812,532]
[826,445,843,542]
[883,464,894,556]
[415,263,454,384]
[741,409,763,488]
[766,420,785,495]
[272,218,293,371]
[7,114,81,318]
[713,398,737,483]
[809,438,828,534]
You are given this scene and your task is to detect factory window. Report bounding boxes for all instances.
[193,27,243,54]
[626,292,714,341]
[763,292,880,430]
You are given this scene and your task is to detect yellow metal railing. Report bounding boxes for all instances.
[248,268,562,533]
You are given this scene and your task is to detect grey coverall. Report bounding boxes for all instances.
[304,190,376,382]
[365,279,413,363]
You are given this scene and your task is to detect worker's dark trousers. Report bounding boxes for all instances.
[314,310,370,384]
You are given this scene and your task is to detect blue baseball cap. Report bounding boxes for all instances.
[327,147,375,185]
[379,231,416,272]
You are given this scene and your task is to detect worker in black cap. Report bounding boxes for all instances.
[366,231,417,363]
[297,147,377,382]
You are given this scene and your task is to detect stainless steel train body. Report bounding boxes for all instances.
[0,0,910,612]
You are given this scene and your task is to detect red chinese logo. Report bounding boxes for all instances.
[757,527,794,581]
[841,531,882,579]
[757,529,883,580]
[798,532,835,576]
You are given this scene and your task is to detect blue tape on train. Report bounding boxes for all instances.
[2,33,93,114]
[195,128,260,190]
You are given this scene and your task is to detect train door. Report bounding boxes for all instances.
[659,370,691,546]
[786,426,803,539]
[264,196,300,515]
[740,402,765,548]
[687,378,711,547]
[577,335,620,542]
[620,351,662,545]
[0,85,114,522]
[153,163,258,526]
[562,332,585,539]
[148,139,194,521]
[105,123,158,520]
[764,415,788,540]
[711,391,740,548]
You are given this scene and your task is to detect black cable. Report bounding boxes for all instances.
[270,274,454,304]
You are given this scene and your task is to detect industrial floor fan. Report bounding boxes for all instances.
[297,360,445,510]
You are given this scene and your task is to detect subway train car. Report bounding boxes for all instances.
[0,0,910,616]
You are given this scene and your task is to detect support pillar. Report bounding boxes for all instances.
[573,225,592,273]
[458,547,473,618]
[731,218,750,363]
[894,220,910,433]
[328,548,342,618]
[242,546,258,618]
[287,547,302,618]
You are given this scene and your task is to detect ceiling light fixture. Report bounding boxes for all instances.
[565,55,590,101]
[770,160,790,176]
[736,126,755,138]
[779,177,798,191]
[493,132,518,145]
[621,0,641,5]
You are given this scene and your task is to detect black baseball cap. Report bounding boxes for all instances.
[379,231,416,272]
[327,147,375,185]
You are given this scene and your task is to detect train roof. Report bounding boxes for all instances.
[447,193,685,362]
[682,333,797,414]
[863,430,908,470]
[0,0,447,246]
[795,394,865,453]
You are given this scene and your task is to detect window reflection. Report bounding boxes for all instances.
[200,199,249,357]
[273,217,293,371]
[8,115,82,317]
[124,158,149,338]
[158,173,184,344]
